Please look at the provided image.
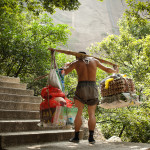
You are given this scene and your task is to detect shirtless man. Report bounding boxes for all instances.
[62,52,118,144]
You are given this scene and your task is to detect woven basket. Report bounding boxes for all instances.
[100,77,135,97]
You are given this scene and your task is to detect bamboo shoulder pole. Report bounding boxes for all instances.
[48,48,118,67]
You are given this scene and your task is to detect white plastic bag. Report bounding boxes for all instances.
[48,69,63,91]
[53,106,67,126]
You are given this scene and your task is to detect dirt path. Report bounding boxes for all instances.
[7,140,150,150]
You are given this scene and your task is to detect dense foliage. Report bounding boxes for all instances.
[88,0,150,143]
[0,0,80,15]
[0,0,73,94]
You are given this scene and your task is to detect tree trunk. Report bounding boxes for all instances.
[119,124,126,137]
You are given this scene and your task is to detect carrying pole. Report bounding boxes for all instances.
[48,48,118,67]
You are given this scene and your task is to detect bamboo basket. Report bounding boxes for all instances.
[100,76,135,97]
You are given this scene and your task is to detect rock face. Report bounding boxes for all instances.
[51,0,126,52]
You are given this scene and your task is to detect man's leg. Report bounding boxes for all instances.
[74,100,84,131]
[88,104,97,144]
[69,99,84,143]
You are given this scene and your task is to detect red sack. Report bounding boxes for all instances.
[49,98,61,108]
[41,85,65,100]
[40,98,61,110]
[40,100,49,110]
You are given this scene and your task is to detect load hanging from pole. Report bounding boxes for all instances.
[39,49,78,127]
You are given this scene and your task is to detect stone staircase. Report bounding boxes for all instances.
[0,76,81,149]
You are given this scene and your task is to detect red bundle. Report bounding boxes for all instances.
[40,98,61,110]
[41,85,65,100]
[40,85,74,124]
[40,85,73,111]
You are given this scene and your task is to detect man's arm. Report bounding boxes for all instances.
[62,61,76,75]
[96,59,119,73]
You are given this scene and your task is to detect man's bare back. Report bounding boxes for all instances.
[63,57,117,82]
[73,57,97,81]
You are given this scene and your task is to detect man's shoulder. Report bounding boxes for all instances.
[71,60,78,63]
[69,60,78,66]
[86,57,98,62]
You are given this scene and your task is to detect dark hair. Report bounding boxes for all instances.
[78,51,87,55]
[76,51,87,60]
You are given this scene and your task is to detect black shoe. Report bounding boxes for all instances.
[88,138,95,144]
[69,137,79,143]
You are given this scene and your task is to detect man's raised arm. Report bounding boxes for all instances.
[96,59,119,74]
[62,61,76,75]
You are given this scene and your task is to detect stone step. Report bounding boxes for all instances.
[0,100,39,111]
[0,93,41,103]
[0,109,40,120]
[0,86,34,96]
[0,120,70,133]
[0,130,80,148]
[0,76,79,149]
[0,81,27,90]
[0,75,20,83]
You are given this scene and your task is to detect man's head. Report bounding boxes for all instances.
[76,51,87,60]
